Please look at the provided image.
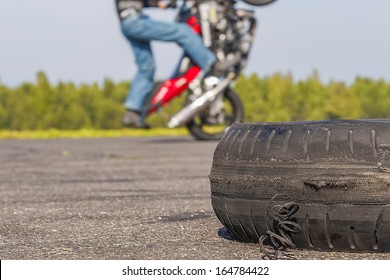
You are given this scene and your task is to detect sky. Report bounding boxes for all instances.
[1,0,390,87]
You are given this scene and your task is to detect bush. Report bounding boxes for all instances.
[0,71,389,130]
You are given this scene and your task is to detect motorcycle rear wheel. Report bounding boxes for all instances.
[186,88,243,141]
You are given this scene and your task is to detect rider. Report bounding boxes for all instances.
[115,0,217,128]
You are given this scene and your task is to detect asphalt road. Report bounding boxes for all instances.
[0,136,389,260]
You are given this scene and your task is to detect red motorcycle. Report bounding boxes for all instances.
[140,0,277,140]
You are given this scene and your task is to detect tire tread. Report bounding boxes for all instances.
[211,120,390,252]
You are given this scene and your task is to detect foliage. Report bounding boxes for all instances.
[0,71,389,131]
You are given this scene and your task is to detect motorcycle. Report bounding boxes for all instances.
[140,0,277,140]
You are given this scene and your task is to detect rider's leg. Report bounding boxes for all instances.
[123,39,155,113]
[125,14,216,73]
[121,16,156,113]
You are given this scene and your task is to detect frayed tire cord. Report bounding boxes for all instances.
[260,194,301,260]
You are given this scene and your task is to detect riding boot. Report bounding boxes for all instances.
[123,110,150,129]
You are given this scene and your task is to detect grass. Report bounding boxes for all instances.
[0,128,190,139]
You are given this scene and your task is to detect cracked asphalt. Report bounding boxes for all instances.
[0,136,389,260]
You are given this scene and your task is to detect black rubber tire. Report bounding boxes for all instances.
[186,88,244,141]
[210,120,390,252]
[242,0,278,6]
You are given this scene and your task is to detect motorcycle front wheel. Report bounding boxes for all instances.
[242,0,278,6]
[186,88,243,141]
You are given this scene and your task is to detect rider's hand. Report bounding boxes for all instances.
[157,1,168,9]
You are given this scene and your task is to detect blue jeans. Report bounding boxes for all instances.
[120,14,216,112]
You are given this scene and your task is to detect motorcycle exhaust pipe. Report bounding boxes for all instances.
[168,72,236,128]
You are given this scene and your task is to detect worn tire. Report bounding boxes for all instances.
[210,120,390,252]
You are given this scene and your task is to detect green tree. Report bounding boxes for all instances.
[1,71,390,131]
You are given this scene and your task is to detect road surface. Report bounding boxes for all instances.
[0,136,389,260]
